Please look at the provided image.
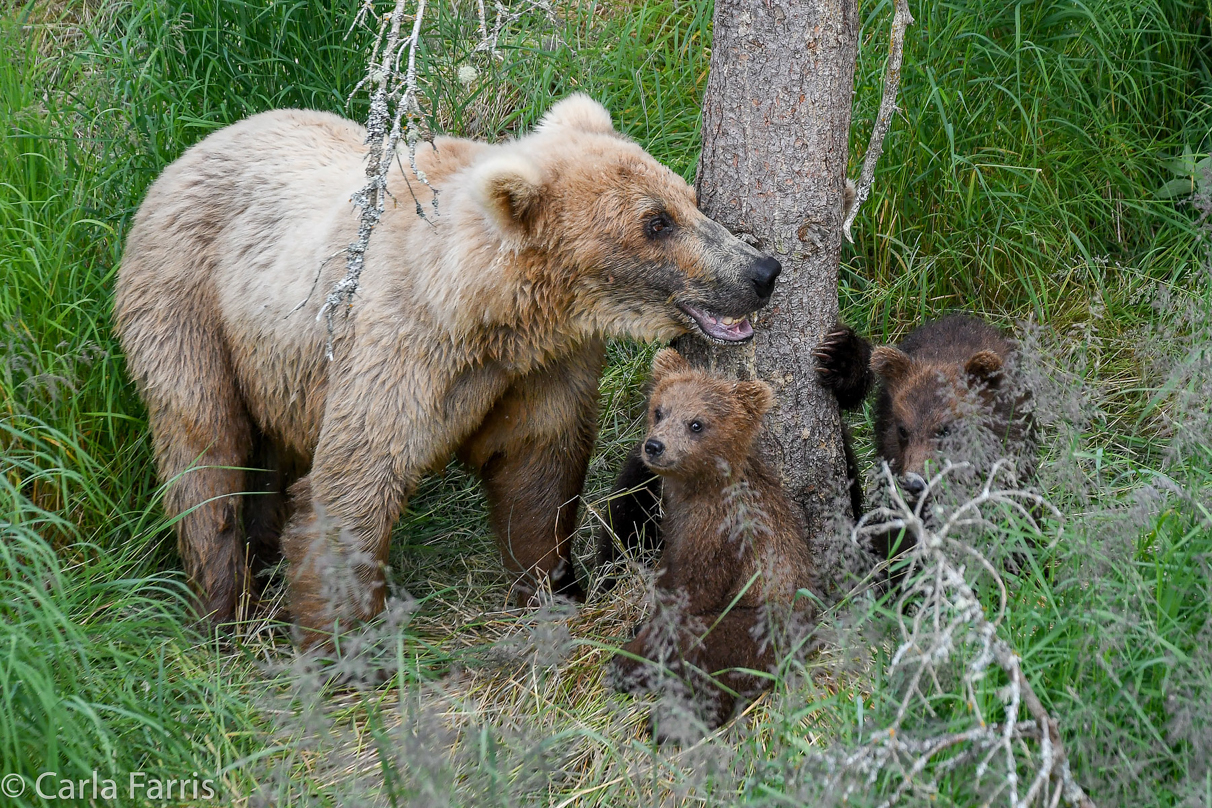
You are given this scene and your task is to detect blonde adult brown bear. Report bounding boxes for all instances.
[115,95,781,644]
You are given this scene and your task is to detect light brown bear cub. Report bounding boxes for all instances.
[610,349,814,730]
[115,95,781,644]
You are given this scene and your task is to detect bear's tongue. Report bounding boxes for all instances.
[680,303,754,342]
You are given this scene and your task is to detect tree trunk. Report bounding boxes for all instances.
[677,0,860,591]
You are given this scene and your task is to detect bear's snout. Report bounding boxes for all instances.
[643,438,665,459]
[746,256,782,300]
[900,472,928,501]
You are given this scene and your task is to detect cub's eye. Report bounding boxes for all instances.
[644,212,674,239]
[689,420,703,433]
[935,424,952,438]
[653,407,664,424]
[897,425,909,441]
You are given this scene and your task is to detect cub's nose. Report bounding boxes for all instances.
[746,256,782,299]
[901,473,927,499]
[643,438,665,459]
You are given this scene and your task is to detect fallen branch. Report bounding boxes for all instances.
[842,0,913,243]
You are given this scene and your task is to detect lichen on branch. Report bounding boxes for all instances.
[318,0,435,359]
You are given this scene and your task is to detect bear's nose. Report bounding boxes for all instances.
[643,438,665,458]
[746,256,782,299]
[901,473,927,499]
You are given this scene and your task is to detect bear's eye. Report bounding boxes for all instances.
[644,212,674,239]
[653,407,664,424]
[689,420,703,433]
[897,425,909,441]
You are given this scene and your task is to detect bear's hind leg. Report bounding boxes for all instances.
[479,448,590,601]
[141,354,255,626]
[459,344,606,604]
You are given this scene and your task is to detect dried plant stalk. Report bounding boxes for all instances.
[318,0,434,359]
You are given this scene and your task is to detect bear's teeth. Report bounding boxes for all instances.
[721,316,737,325]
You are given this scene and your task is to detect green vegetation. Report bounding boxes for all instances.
[1,0,1210,804]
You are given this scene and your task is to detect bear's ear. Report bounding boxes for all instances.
[652,348,691,382]
[965,350,1003,383]
[474,154,544,232]
[734,380,775,422]
[536,94,615,135]
[871,346,914,385]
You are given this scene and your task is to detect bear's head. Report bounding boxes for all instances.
[869,343,1014,495]
[472,95,781,345]
[638,349,775,480]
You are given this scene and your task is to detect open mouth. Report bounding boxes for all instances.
[678,303,755,343]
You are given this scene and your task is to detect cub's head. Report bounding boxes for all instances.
[639,349,775,480]
[472,95,781,345]
[870,344,1012,496]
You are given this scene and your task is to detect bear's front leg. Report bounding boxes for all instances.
[459,343,606,604]
[279,467,408,648]
[278,363,422,646]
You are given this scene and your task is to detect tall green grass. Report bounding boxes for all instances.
[845,0,1208,333]
[2,0,1211,804]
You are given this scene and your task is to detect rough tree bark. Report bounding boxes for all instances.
[677,0,861,585]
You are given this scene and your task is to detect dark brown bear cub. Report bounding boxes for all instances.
[815,314,1036,562]
[610,349,814,733]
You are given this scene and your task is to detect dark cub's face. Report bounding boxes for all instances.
[872,346,1008,500]
[877,369,965,480]
[639,349,773,480]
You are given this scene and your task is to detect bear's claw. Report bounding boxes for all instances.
[813,323,873,411]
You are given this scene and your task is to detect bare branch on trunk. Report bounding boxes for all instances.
[842,0,913,243]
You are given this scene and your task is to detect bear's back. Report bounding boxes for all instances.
[897,314,1014,365]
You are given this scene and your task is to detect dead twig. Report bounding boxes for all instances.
[317,0,434,360]
[842,0,913,243]
[834,460,1095,808]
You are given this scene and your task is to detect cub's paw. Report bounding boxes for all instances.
[813,324,873,410]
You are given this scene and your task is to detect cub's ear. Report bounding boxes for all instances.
[473,154,544,232]
[871,346,913,385]
[651,348,691,382]
[536,94,615,135]
[965,350,1003,383]
[735,380,775,422]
